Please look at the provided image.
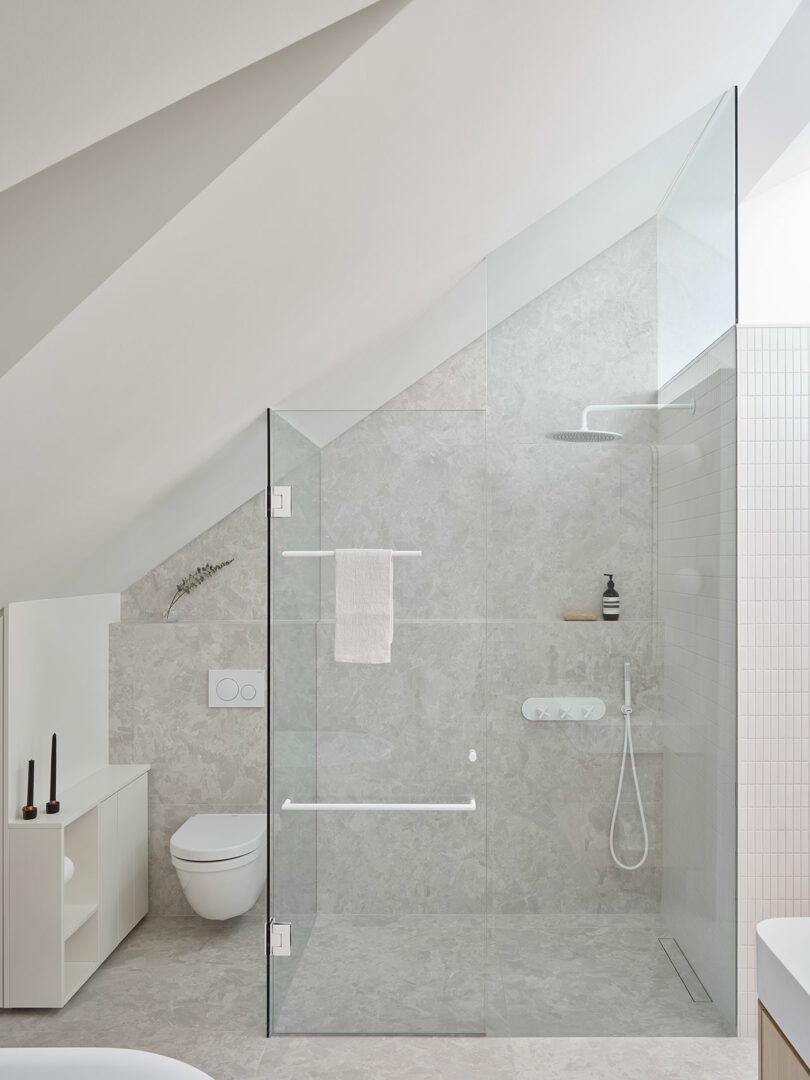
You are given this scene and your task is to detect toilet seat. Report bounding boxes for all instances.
[170,813,265,863]
[170,848,259,874]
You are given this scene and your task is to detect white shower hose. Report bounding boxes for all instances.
[609,701,649,872]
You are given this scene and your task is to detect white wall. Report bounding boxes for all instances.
[0,611,4,1007]
[739,170,810,324]
[737,0,810,201]
[5,594,119,821]
[736,326,810,1037]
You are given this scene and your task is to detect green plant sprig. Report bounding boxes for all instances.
[165,558,235,621]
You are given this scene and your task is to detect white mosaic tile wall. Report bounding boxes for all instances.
[737,325,810,1037]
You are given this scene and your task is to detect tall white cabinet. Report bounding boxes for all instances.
[4,765,149,1007]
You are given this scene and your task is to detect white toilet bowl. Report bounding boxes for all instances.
[170,813,266,920]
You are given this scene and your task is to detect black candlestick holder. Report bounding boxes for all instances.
[22,758,37,819]
[46,733,59,814]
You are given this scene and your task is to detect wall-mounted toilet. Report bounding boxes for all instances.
[170,813,266,920]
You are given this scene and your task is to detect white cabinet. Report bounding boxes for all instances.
[99,772,148,948]
[4,765,149,1007]
[99,794,118,960]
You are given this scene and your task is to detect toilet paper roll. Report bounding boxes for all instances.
[63,856,75,884]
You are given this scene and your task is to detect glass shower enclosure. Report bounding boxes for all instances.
[267,89,738,1037]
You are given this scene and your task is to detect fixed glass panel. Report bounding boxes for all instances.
[483,92,737,1037]
[658,89,737,386]
[657,330,737,1031]
[656,88,738,1032]
[268,412,321,1035]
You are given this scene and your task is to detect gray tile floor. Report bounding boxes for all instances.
[0,916,750,1080]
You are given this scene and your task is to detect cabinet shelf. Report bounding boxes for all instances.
[63,961,97,1000]
[63,903,98,941]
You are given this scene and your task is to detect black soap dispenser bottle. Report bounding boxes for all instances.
[602,573,620,621]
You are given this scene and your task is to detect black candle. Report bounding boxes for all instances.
[22,759,37,819]
[46,733,60,814]
[50,734,56,799]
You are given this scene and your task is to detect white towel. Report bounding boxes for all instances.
[334,549,394,664]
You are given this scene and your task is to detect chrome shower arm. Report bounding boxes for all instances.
[579,401,694,430]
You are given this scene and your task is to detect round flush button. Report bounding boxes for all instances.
[216,678,239,701]
[240,684,257,702]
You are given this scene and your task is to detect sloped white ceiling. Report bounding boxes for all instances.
[0,0,801,605]
[739,0,810,197]
[748,120,810,198]
[0,0,379,191]
[0,1,409,377]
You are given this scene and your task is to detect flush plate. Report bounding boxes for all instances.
[208,669,265,708]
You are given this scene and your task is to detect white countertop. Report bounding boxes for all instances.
[8,764,150,827]
[757,917,810,1065]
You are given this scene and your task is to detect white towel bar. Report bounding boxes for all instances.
[281,798,475,812]
[281,550,421,558]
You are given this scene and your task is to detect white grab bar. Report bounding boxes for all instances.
[281,550,421,558]
[281,798,475,812]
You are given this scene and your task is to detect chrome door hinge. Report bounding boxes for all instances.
[266,920,291,957]
[268,486,291,518]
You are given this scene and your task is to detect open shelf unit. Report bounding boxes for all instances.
[4,764,149,1007]
[63,903,98,941]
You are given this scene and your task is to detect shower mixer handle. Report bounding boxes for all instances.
[522,697,606,722]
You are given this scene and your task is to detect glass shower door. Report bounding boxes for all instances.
[268,404,486,1034]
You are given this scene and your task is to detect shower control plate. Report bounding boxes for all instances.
[208,669,266,708]
[522,697,606,723]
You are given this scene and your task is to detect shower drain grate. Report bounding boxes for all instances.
[658,937,713,1003]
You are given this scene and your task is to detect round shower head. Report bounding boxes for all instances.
[546,428,623,443]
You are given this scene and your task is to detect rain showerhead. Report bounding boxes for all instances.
[547,428,622,443]
[546,401,695,444]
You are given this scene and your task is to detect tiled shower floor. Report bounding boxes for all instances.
[275,913,731,1036]
[486,915,730,1036]
[0,914,735,1080]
